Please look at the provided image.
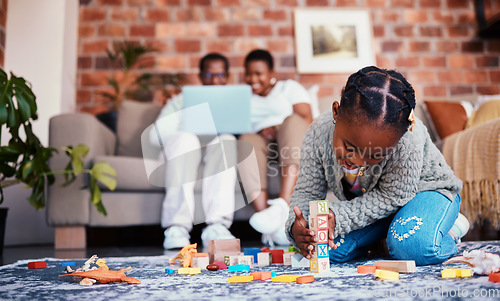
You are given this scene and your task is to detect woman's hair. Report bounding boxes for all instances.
[244,49,274,70]
[338,66,416,135]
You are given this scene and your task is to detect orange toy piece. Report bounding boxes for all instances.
[59,263,140,285]
[169,243,198,268]
[296,275,315,284]
[357,265,376,274]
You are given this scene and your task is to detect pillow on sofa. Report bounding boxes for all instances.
[466,99,500,129]
[116,100,162,157]
[423,100,469,140]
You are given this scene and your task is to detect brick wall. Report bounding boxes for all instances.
[77,0,500,114]
[0,0,7,67]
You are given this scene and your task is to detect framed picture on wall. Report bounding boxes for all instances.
[294,9,375,74]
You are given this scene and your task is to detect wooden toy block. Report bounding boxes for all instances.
[441,268,472,278]
[243,248,261,263]
[28,261,47,269]
[357,265,376,273]
[260,247,271,252]
[311,243,329,259]
[288,246,299,253]
[224,255,240,266]
[310,258,330,273]
[178,267,201,275]
[309,200,329,216]
[257,252,272,266]
[267,271,277,277]
[308,215,328,230]
[313,229,329,244]
[238,255,254,268]
[283,252,294,266]
[228,264,250,272]
[457,269,472,277]
[291,253,310,268]
[489,272,500,283]
[251,271,272,280]
[374,260,416,273]
[296,275,315,284]
[164,268,174,273]
[270,249,284,264]
[375,269,399,281]
[208,239,241,263]
[61,262,75,267]
[228,276,253,283]
[192,255,210,270]
[271,275,301,282]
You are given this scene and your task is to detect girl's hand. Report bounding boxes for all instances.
[328,209,337,250]
[291,206,316,259]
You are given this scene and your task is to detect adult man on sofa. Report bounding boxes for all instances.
[150,53,237,249]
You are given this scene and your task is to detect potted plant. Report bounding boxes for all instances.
[97,41,185,131]
[0,68,116,253]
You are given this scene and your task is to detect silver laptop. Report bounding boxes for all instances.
[182,85,252,135]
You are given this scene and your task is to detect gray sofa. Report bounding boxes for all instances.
[47,100,283,249]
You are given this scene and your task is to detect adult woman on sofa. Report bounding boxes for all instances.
[238,49,313,246]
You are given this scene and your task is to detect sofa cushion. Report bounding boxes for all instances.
[116,100,162,157]
[95,155,165,192]
[466,99,500,129]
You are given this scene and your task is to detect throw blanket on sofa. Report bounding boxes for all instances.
[442,118,500,228]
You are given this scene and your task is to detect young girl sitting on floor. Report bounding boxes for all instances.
[285,66,469,265]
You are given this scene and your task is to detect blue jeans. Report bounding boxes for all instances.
[329,191,461,266]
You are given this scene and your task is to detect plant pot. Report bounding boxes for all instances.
[0,208,7,255]
[96,110,118,133]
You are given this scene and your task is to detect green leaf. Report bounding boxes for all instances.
[69,144,89,175]
[0,146,20,162]
[27,178,45,210]
[21,160,34,180]
[0,162,16,177]
[91,162,117,191]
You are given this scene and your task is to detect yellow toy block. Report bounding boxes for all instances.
[457,269,472,278]
[310,257,330,273]
[178,267,201,275]
[375,269,399,281]
[228,276,254,283]
[441,268,472,278]
[271,275,301,283]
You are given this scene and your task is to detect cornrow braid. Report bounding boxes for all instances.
[338,66,416,135]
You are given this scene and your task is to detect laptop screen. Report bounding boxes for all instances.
[181,85,252,135]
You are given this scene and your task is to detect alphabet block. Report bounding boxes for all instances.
[310,257,330,273]
[224,255,240,266]
[374,260,416,273]
[270,249,284,264]
[257,252,272,266]
[283,252,294,265]
[313,229,329,244]
[191,254,210,270]
[309,200,329,216]
[311,243,329,259]
[208,239,241,264]
[243,248,260,263]
[238,255,254,268]
[309,215,328,230]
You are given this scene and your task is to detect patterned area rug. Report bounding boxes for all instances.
[1,241,500,300]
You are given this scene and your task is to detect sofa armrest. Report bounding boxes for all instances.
[46,113,116,226]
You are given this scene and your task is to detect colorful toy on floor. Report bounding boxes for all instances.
[228,275,253,283]
[271,275,301,283]
[375,269,399,281]
[374,260,416,273]
[168,243,198,268]
[178,267,201,275]
[291,253,309,268]
[208,239,241,264]
[443,250,500,275]
[61,262,75,267]
[308,200,330,273]
[441,268,472,278]
[243,248,261,263]
[65,255,98,273]
[28,261,47,269]
[59,257,140,286]
[296,275,315,284]
[191,253,209,270]
[213,261,228,270]
[164,268,174,273]
[228,264,250,272]
[357,265,376,274]
[257,252,272,266]
[206,264,219,271]
[250,271,272,280]
[489,272,500,283]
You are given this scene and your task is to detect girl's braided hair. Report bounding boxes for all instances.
[338,66,416,135]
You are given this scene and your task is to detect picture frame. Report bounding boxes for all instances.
[294,9,376,74]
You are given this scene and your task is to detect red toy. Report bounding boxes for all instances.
[28,261,47,269]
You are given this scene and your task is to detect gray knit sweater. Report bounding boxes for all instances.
[285,111,463,246]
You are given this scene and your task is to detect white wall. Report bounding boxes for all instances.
[2,0,78,246]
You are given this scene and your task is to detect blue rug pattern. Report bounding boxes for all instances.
[2,241,500,300]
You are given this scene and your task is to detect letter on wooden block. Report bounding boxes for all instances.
[192,256,210,270]
[314,229,328,243]
[224,255,240,266]
[309,200,329,216]
[283,252,294,266]
[309,215,328,230]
